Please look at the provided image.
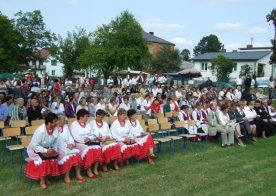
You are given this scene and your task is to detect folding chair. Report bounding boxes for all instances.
[147,118,158,125]
[165,112,173,118]
[11,120,27,137]
[3,127,24,168]
[25,126,39,136]
[87,117,94,122]
[19,136,32,179]
[160,122,182,153]
[156,113,164,119]
[31,119,44,126]
[158,117,168,124]
[136,115,143,121]
[148,124,172,155]
[109,116,117,125]
[174,121,186,135]
[178,120,197,152]
[0,121,4,136]
[67,118,76,127]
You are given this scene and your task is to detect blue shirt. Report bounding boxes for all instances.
[0,104,8,121]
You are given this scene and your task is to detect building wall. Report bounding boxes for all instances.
[45,56,63,77]
[147,43,174,57]
[256,52,273,77]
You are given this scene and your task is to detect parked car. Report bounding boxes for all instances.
[199,81,234,91]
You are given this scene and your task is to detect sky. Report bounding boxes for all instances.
[0,0,275,54]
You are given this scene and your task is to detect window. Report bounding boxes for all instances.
[52,70,55,76]
[201,62,208,71]
[233,63,237,72]
[32,60,36,66]
[51,60,57,66]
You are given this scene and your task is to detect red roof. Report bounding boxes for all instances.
[39,49,49,58]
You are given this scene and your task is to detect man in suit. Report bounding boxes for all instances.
[207,102,234,147]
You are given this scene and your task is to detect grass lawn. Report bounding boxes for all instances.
[1,137,276,196]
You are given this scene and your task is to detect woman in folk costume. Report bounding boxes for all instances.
[178,105,198,135]
[127,109,157,165]
[90,109,121,171]
[110,108,139,166]
[191,102,208,134]
[56,114,86,184]
[25,113,60,189]
[70,109,103,179]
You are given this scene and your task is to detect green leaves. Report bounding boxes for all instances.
[79,10,151,78]
[211,55,234,82]
[0,12,23,72]
[193,34,222,56]
[151,46,182,73]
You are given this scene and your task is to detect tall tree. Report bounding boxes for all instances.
[193,34,222,56]
[13,10,56,73]
[239,64,253,77]
[180,49,191,61]
[266,9,276,73]
[56,28,90,78]
[0,12,24,72]
[79,10,151,78]
[151,46,182,73]
[210,55,234,82]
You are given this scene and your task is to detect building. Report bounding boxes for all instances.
[143,32,175,56]
[192,45,273,81]
[29,49,64,78]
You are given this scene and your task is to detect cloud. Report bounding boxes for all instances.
[215,22,244,31]
[142,18,185,30]
[249,27,266,34]
[169,37,193,46]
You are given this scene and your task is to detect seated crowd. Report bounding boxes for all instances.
[1,76,276,189]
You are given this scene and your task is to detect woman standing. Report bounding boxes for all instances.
[56,115,86,184]
[90,109,121,171]
[110,108,139,166]
[70,109,103,178]
[25,113,60,189]
[127,109,157,165]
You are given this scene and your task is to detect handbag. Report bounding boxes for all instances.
[37,151,58,160]
[85,141,101,146]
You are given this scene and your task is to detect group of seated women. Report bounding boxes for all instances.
[25,108,157,189]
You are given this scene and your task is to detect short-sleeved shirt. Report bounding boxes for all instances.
[0,104,8,120]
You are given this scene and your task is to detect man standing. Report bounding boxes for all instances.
[244,73,252,93]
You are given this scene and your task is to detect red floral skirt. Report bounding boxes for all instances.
[59,154,81,174]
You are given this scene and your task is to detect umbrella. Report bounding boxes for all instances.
[177,68,202,78]
[0,73,16,80]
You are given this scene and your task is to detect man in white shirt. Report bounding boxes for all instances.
[234,86,242,100]
[95,97,106,112]
[235,75,243,86]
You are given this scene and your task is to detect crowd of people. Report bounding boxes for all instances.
[1,72,276,189]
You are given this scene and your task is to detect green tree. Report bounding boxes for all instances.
[151,46,182,73]
[210,55,234,82]
[180,49,191,61]
[266,9,276,72]
[13,10,56,73]
[193,34,222,56]
[0,12,24,72]
[239,64,253,77]
[79,10,151,78]
[55,28,90,78]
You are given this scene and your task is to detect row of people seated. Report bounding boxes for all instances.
[25,108,157,189]
[177,98,276,147]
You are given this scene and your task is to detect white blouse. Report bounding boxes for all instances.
[28,124,58,153]
[110,119,131,142]
[70,121,95,144]
[57,124,75,153]
[243,107,257,119]
[90,120,112,138]
[128,119,143,139]
[217,112,230,126]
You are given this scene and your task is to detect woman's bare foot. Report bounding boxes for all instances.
[148,159,155,165]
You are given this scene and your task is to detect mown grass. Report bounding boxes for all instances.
[1,137,276,196]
